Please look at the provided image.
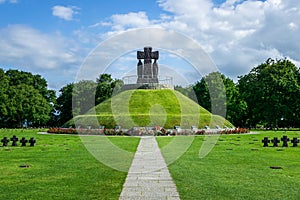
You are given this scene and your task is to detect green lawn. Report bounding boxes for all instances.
[157,131,300,200]
[0,129,140,200]
[2,129,300,199]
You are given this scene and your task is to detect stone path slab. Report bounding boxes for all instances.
[119,136,180,200]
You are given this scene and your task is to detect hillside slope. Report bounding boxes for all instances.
[67,89,233,129]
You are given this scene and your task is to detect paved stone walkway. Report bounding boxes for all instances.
[119,136,180,200]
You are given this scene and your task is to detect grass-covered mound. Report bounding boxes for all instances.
[67,89,233,129]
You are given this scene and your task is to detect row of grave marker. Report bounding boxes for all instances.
[262,136,299,147]
[1,136,36,147]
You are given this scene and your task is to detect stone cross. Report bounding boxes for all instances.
[291,137,299,147]
[10,135,19,146]
[262,137,270,147]
[1,137,9,146]
[20,137,28,147]
[281,135,289,147]
[137,47,159,84]
[29,137,36,147]
[271,137,280,147]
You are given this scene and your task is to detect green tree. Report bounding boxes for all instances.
[56,83,74,126]
[95,74,123,104]
[0,69,54,127]
[0,69,9,126]
[72,80,97,116]
[47,89,59,126]
[6,70,48,97]
[193,72,227,118]
[193,72,247,127]
[222,77,247,127]
[193,78,211,112]
[6,84,51,127]
[238,58,300,127]
[56,74,123,126]
[174,85,197,101]
[57,80,98,126]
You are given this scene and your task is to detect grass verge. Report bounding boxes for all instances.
[0,129,139,200]
[157,131,300,199]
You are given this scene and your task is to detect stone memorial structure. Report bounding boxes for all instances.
[121,46,173,90]
[281,135,289,147]
[1,137,9,146]
[29,137,36,147]
[137,46,159,84]
[20,137,28,146]
[10,135,18,146]
[271,137,280,147]
[262,137,270,147]
[291,137,299,147]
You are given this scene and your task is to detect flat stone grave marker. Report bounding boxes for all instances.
[291,137,299,147]
[277,149,284,151]
[270,166,282,169]
[10,135,18,146]
[262,137,270,147]
[1,137,10,146]
[281,136,289,147]
[19,164,30,168]
[20,137,28,146]
[271,137,280,147]
[29,137,36,147]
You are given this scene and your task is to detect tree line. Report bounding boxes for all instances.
[0,58,299,128]
[176,58,300,128]
[56,74,123,125]
[0,69,56,127]
[0,71,122,128]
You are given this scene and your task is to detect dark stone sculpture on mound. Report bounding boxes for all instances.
[137,47,159,84]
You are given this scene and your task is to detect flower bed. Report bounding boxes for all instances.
[195,128,250,135]
[47,127,132,136]
[47,127,250,136]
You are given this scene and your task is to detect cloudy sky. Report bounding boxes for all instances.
[0,0,299,91]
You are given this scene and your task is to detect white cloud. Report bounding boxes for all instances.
[96,0,300,79]
[0,25,79,69]
[52,5,79,21]
[102,12,151,31]
[75,28,216,88]
[157,0,300,76]
[0,0,299,91]
[0,0,18,3]
[288,22,298,30]
[0,25,82,90]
